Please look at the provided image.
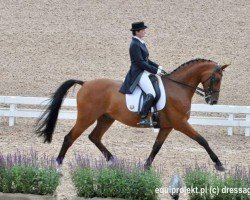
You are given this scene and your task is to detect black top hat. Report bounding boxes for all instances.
[130,21,147,31]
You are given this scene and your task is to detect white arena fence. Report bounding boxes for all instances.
[0,96,249,137]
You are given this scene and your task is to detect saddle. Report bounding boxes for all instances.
[125,74,166,128]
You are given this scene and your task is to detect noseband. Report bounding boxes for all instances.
[165,65,223,99]
[201,66,223,99]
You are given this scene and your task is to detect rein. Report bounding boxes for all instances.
[165,77,206,97]
[163,65,222,98]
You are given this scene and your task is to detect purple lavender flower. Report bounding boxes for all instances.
[69,152,162,176]
[0,149,58,170]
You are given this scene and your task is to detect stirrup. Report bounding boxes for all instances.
[137,117,157,127]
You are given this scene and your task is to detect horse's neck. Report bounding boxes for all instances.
[169,63,209,88]
[165,62,213,100]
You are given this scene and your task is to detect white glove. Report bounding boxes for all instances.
[157,66,166,76]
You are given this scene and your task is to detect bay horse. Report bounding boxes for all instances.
[36,59,229,171]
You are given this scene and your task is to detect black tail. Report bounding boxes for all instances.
[35,79,84,143]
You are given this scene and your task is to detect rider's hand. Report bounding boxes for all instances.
[157,66,166,76]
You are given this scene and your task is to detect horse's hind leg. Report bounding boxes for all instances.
[56,116,95,166]
[89,114,115,162]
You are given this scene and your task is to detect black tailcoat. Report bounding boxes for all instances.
[119,37,159,94]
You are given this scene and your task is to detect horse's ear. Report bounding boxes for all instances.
[221,64,230,70]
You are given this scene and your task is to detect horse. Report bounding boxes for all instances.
[36,58,229,171]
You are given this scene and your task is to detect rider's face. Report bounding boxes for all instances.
[136,29,146,38]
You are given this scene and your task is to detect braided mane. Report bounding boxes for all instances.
[169,58,215,74]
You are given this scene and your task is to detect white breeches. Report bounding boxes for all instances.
[138,71,156,98]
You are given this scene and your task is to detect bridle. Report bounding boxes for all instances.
[201,65,223,100]
[164,65,223,100]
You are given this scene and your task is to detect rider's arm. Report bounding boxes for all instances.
[148,59,159,68]
[130,43,158,74]
[149,60,165,76]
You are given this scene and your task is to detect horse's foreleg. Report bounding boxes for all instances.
[176,122,225,171]
[144,127,173,169]
[89,114,115,162]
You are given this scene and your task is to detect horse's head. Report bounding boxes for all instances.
[201,64,230,105]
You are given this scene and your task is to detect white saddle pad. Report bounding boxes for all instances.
[125,76,166,112]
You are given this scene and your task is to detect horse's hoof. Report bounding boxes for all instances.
[56,162,63,176]
[107,160,113,166]
[215,164,226,172]
[107,156,118,166]
[56,168,63,176]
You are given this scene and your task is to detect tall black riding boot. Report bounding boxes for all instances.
[138,94,155,127]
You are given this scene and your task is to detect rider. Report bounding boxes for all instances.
[119,21,166,127]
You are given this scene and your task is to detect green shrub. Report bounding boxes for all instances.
[72,168,96,198]
[184,164,250,200]
[70,155,162,199]
[0,149,60,195]
[95,167,129,198]
[126,169,162,200]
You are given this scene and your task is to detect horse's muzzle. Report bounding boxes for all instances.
[205,97,218,105]
[211,100,218,105]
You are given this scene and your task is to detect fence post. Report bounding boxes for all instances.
[245,114,250,137]
[9,104,16,126]
[227,113,234,136]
